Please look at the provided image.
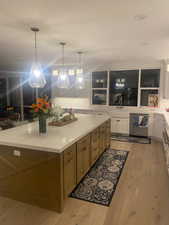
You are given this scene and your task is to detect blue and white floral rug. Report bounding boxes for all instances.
[70,149,129,206]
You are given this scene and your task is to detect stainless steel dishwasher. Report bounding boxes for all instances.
[130,113,149,137]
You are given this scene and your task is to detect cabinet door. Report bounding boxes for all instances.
[63,144,76,197]
[99,125,104,153]
[152,114,165,140]
[111,118,129,134]
[91,128,99,164]
[118,119,129,134]
[99,123,107,153]
[111,118,118,133]
[77,135,90,183]
[106,119,111,148]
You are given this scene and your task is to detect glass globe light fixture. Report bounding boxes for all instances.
[29,27,46,88]
[56,42,70,89]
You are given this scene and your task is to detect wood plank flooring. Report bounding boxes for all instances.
[104,140,169,225]
[0,140,168,225]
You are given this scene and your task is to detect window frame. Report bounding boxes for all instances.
[91,68,160,108]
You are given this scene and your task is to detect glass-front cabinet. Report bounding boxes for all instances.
[109,70,139,106]
[91,68,160,107]
[92,71,108,105]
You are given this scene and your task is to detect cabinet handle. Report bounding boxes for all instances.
[94,147,97,151]
[67,151,72,155]
[116,120,120,122]
[67,157,73,163]
[82,147,86,151]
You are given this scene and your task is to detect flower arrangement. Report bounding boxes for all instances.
[31,96,51,134]
[31,96,51,117]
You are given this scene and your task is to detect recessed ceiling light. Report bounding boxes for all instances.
[141,42,149,46]
[134,14,147,21]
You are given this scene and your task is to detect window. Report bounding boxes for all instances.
[92,90,107,105]
[92,71,107,88]
[140,90,158,107]
[109,70,139,106]
[141,69,160,88]
[91,69,160,107]
[140,69,160,107]
[0,78,7,109]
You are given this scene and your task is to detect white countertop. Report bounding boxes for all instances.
[0,114,110,154]
[154,110,169,128]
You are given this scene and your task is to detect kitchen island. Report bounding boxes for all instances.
[0,114,111,212]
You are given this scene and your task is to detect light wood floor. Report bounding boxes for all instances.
[0,140,169,225]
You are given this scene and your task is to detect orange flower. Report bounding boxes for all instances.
[32,104,37,108]
[37,103,43,109]
[32,97,50,115]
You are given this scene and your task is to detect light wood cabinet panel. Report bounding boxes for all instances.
[99,120,110,154]
[106,119,111,148]
[91,128,100,164]
[111,117,129,134]
[77,135,90,183]
[63,144,76,197]
[99,125,104,154]
[0,145,64,213]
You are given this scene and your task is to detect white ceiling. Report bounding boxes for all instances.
[0,0,169,72]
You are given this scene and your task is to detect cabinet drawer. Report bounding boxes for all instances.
[64,147,74,165]
[91,128,99,144]
[77,134,90,147]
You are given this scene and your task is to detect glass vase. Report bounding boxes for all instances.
[39,115,47,134]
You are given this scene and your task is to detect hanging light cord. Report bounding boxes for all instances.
[34,31,37,63]
[78,52,82,69]
[62,43,65,67]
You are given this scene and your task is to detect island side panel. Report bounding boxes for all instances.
[0,145,64,212]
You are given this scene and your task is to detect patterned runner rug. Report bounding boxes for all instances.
[70,148,128,206]
[112,133,151,144]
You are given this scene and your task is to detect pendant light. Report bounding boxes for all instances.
[29,27,46,88]
[56,42,70,89]
[75,51,85,89]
